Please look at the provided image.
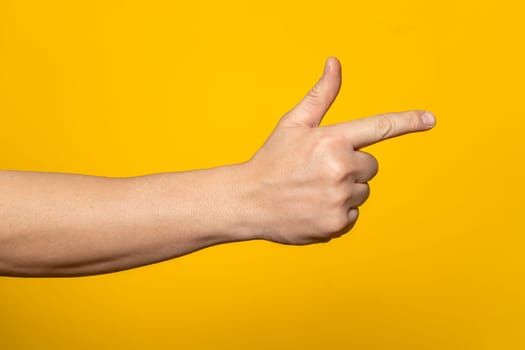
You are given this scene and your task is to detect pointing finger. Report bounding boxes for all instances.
[335,110,436,149]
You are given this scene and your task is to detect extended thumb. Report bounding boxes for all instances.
[280,57,342,128]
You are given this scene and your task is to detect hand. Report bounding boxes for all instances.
[242,57,436,245]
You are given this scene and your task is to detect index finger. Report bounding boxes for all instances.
[332,110,436,149]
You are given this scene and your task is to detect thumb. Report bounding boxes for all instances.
[280,57,342,128]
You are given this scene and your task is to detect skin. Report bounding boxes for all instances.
[0,57,436,277]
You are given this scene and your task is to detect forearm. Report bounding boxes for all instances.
[0,164,256,277]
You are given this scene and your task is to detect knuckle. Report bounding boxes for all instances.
[348,208,360,224]
[408,111,421,128]
[409,110,423,129]
[304,84,326,110]
[362,183,371,201]
[278,111,298,127]
[346,161,360,179]
[350,184,370,207]
[309,82,322,99]
[317,133,344,152]
[327,186,349,207]
[323,212,351,234]
[327,161,349,182]
[357,151,379,181]
[370,155,379,178]
[374,115,394,140]
[316,135,350,182]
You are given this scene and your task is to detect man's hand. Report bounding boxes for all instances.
[241,57,436,245]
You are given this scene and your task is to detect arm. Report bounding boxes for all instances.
[0,57,435,277]
[0,164,256,277]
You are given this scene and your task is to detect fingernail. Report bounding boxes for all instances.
[421,111,436,127]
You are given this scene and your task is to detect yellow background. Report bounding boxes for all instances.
[1,0,524,349]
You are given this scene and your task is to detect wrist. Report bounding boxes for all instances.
[223,160,271,242]
[122,162,264,248]
[208,161,266,243]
